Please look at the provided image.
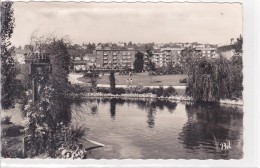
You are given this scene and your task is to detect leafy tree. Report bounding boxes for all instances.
[230,55,243,98]
[180,47,201,74]
[185,55,241,102]
[133,51,144,73]
[145,50,156,72]
[234,35,243,54]
[1,1,16,109]
[109,71,116,94]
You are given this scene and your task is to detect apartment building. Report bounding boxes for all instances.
[72,53,97,72]
[152,48,183,67]
[195,47,217,58]
[94,48,141,69]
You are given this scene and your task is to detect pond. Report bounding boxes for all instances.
[71,98,243,159]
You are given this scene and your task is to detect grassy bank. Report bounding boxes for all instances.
[77,72,188,86]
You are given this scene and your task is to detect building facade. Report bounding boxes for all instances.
[94,48,141,69]
[152,48,183,67]
[72,53,97,72]
[195,48,217,58]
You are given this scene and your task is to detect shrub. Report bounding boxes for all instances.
[1,143,24,158]
[97,87,110,94]
[179,78,187,83]
[114,88,126,95]
[1,124,24,137]
[69,84,88,94]
[1,116,12,125]
[133,83,144,94]
[163,86,177,97]
[139,87,151,94]
[151,86,164,97]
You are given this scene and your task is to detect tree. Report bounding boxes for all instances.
[133,51,144,73]
[185,55,239,102]
[145,50,156,72]
[22,34,73,157]
[109,71,116,94]
[180,47,201,73]
[234,35,243,54]
[1,1,16,109]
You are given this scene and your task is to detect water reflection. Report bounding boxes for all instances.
[179,102,243,159]
[96,98,177,128]
[110,99,116,119]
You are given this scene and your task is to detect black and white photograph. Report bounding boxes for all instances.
[1,0,253,163]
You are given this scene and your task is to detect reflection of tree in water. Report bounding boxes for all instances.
[110,99,116,119]
[146,104,156,128]
[109,99,126,119]
[86,98,177,128]
[178,102,243,159]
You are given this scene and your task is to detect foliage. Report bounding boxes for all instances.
[233,35,243,53]
[97,87,110,94]
[180,47,201,73]
[1,124,24,137]
[1,1,16,109]
[1,142,24,158]
[151,86,164,97]
[185,55,242,102]
[21,32,86,158]
[230,55,243,98]
[1,116,12,125]
[109,71,116,94]
[133,51,144,73]
[179,78,187,83]
[163,86,177,97]
[90,77,97,92]
[145,50,156,72]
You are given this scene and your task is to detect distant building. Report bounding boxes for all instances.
[72,53,97,72]
[217,45,236,60]
[195,47,217,58]
[151,48,184,67]
[152,52,164,67]
[94,48,139,69]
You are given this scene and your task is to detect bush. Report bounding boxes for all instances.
[1,124,24,137]
[114,88,126,95]
[151,86,164,97]
[179,78,187,83]
[1,142,24,158]
[163,86,177,97]
[97,87,110,94]
[139,87,151,94]
[1,116,12,125]
[69,84,89,94]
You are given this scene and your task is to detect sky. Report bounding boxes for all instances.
[11,2,242,47]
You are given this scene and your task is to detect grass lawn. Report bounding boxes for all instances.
[78,72,188,86]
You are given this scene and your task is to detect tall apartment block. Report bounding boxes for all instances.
[94,48,143,69]
[152,48,183,67]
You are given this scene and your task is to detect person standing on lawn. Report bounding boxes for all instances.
[130,78,133,87]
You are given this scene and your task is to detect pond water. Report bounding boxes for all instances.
[71,98,243,159]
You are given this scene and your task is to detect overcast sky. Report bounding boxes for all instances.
[11,2,242,46]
